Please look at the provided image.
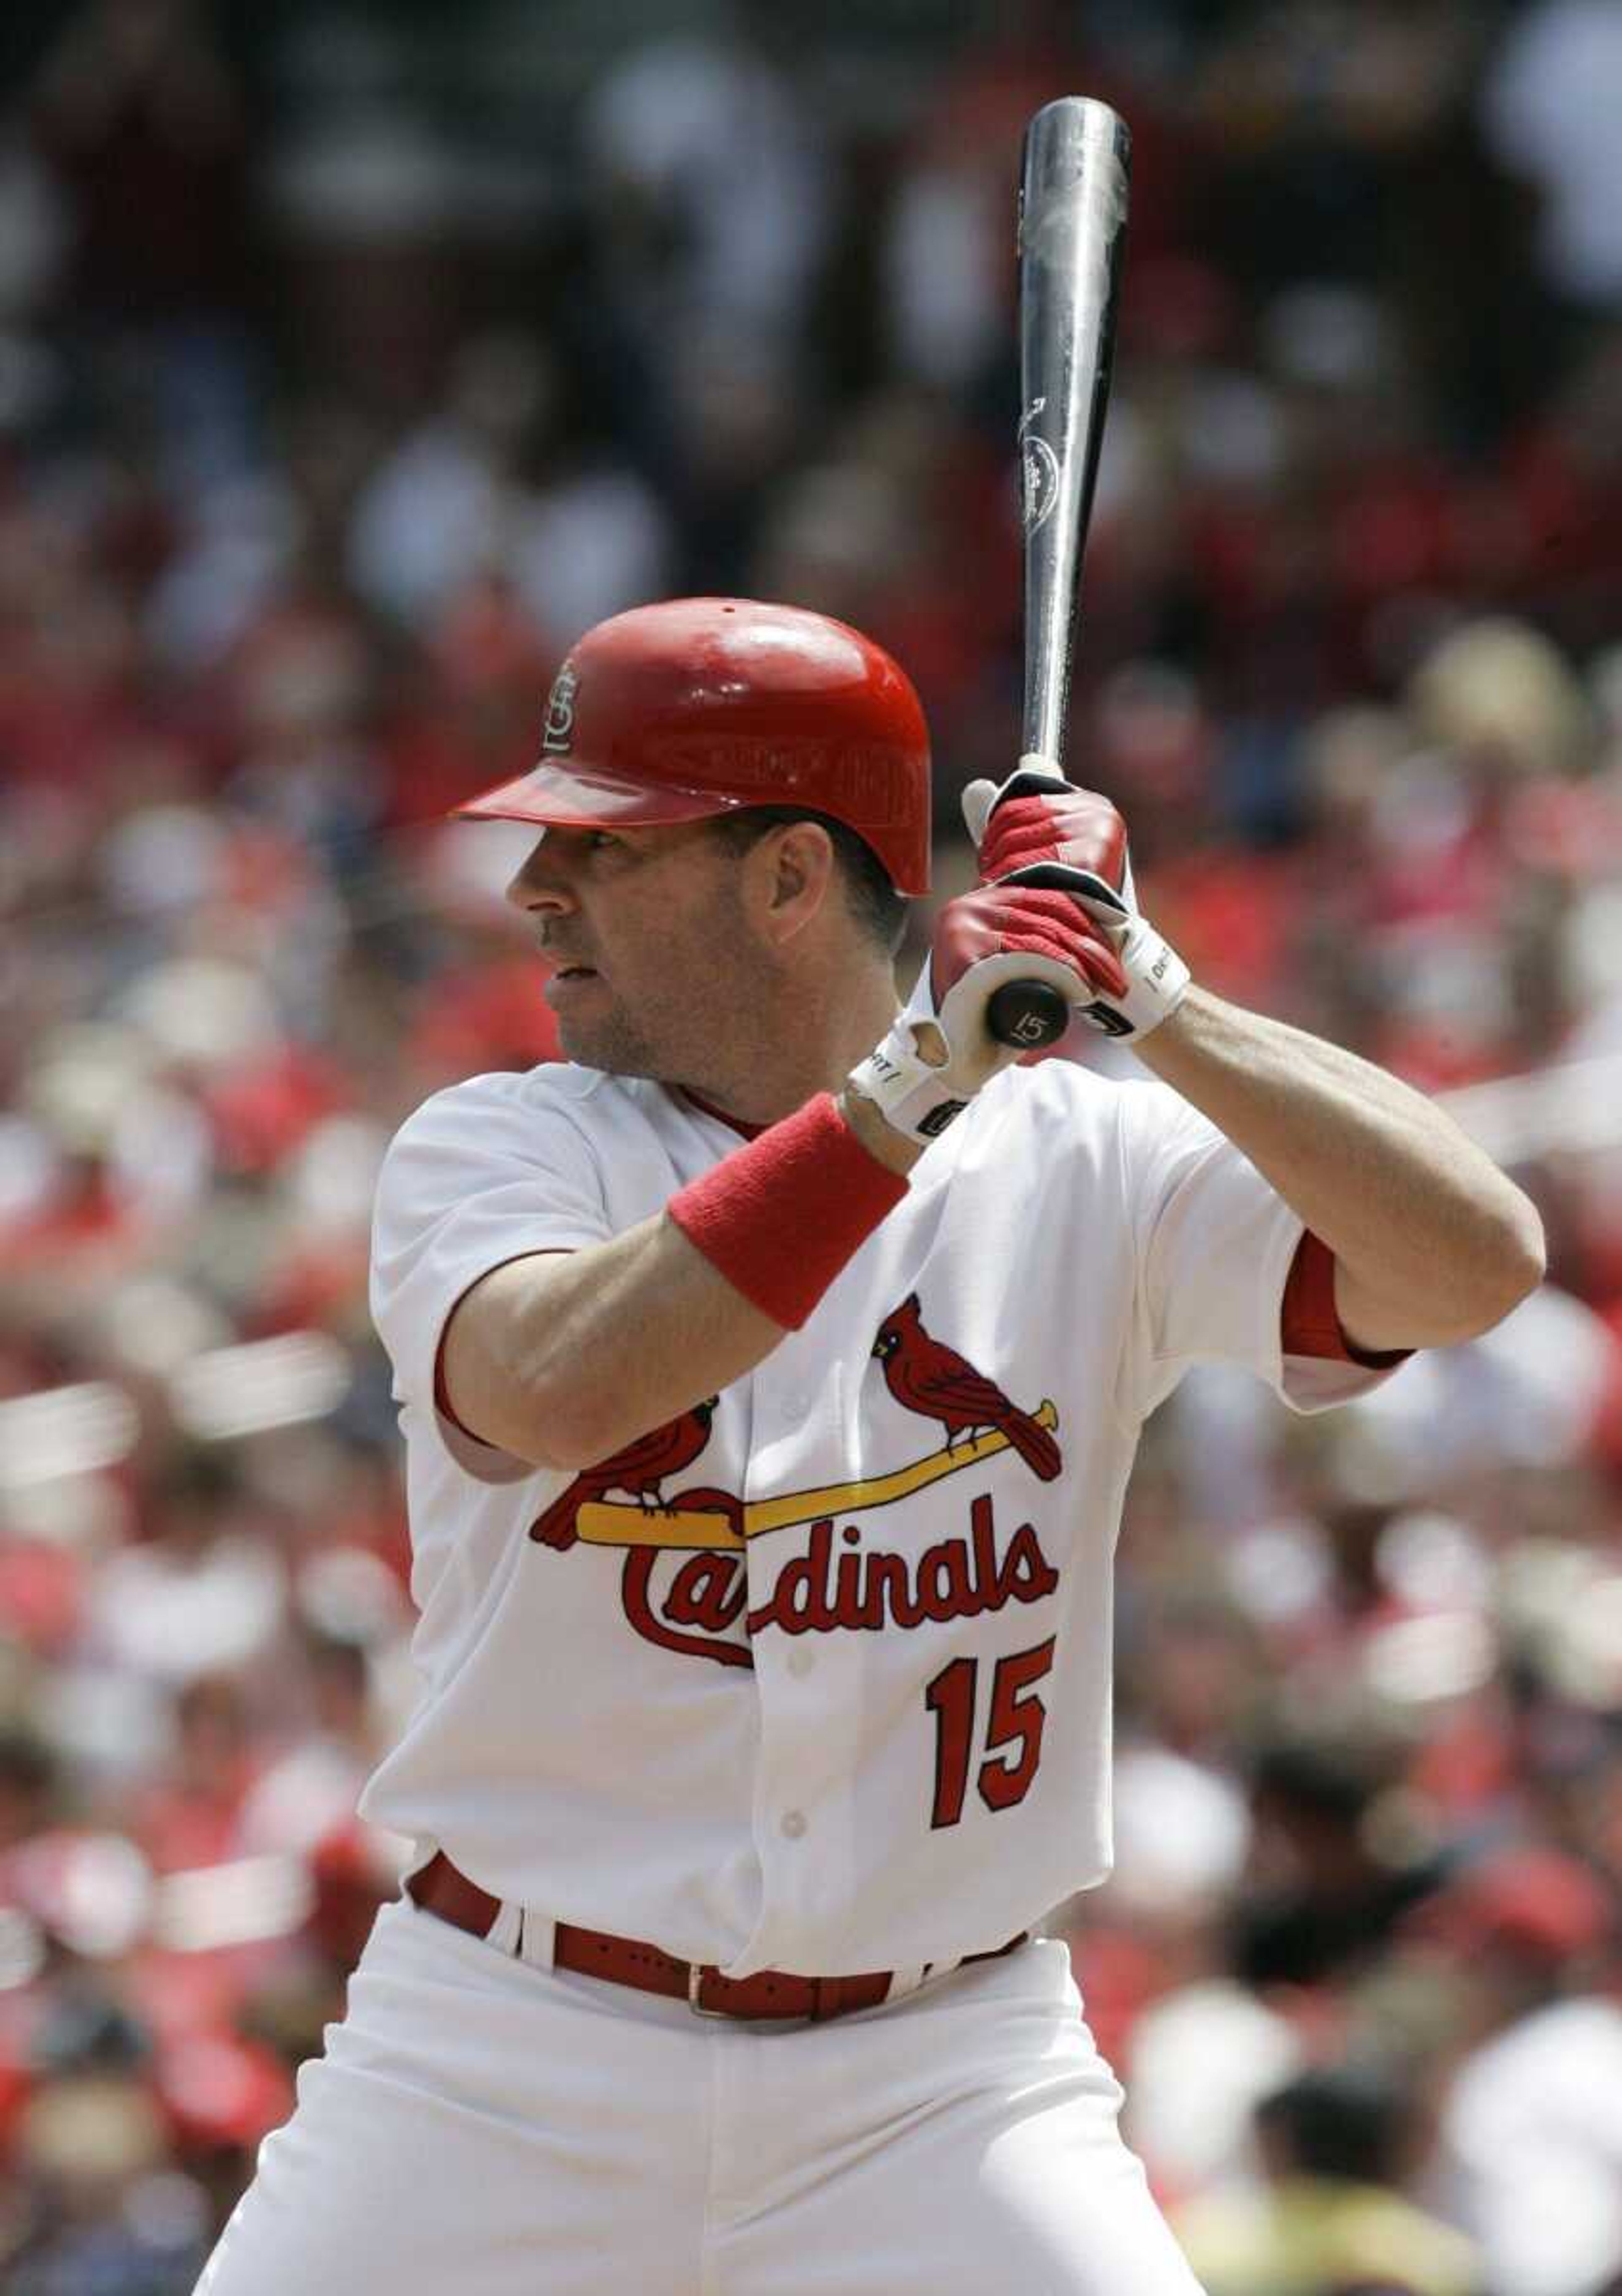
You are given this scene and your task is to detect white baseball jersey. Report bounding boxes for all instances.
[365,1061,1396,1980]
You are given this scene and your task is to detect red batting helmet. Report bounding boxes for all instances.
[453,597,932,893]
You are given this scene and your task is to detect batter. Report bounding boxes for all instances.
[195,597,1543,2296]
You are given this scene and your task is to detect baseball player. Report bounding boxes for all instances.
[195,597,1543,2296]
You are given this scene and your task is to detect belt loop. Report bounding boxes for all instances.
[517,1911,556,1971]
[485,1899,525,1957]
[810,1977,837,2023]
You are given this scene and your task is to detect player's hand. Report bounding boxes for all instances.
[960,763,1190,1044]
[962,761,1132,896]
[847,876,1127,1143]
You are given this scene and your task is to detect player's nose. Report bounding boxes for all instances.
[505,831,578,915]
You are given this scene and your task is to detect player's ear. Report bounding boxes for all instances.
[754,821,836,946]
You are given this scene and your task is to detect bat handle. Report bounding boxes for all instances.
[987,979,1070,1050]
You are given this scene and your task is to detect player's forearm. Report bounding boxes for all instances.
[446,1094,918,1469]
[1132,986,1545,1349]
[836,1085,926,1175]
[454,1214,788,1468]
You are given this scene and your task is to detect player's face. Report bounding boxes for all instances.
[506,822,782,1085]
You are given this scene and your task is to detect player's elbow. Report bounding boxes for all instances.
[1487,1192,1547,1317]
[449,1364,616,1472]
[1341,1186,1546,1353]
[519,1385,628,1471]
[1450,1190,1547,1340]
[442,1265,614,1470]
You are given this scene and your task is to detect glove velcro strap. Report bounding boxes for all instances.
[1107,916,1190,1036]
[848,1025,972,1145]
[999,859,1128,917]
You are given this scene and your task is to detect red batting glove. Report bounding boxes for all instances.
[963,766,1133,900]
[930,877,1129,1008]
[960,765,1190,1043]
[848,875,1127,1142]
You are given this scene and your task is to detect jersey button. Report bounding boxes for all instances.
[787,1648,815,1678]
[780,1810,807,1841]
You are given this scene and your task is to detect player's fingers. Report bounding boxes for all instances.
[981,796,1128,885]
[998,926,1128,999]
[980,821,1060,871]
[980,886,1113,934]
[983,822,1113,877]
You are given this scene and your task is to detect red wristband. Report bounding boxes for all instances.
[667,1093,909,1329]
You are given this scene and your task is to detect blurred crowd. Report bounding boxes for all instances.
[1,1,1622,2290]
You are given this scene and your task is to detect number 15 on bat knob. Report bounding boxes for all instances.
[987,980,1070,1050]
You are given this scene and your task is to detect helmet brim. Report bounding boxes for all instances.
[453,760,751,831]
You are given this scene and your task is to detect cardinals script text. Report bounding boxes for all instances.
[619,1495,1060,1672]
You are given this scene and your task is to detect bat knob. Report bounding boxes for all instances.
[987,980,1070,1051]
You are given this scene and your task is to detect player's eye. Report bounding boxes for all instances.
[586,831,623,852]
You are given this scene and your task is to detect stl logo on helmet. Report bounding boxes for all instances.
[541,663,579,756]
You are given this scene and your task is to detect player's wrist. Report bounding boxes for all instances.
[847,1015,980,1148]
[667,1094,912,1329]
[1120,979,1209,1072]
[1096,915,1191,1039]
[836,1079,927,1173]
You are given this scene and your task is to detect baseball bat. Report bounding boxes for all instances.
[986,96,1132,1052]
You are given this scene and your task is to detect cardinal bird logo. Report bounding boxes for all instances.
[531,1399,719,1551]
[872,1296,1061,1482]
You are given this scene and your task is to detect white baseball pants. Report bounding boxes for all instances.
[193,1895,1206,2296]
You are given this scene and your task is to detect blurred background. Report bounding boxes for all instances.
[0,1,1620,2290]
